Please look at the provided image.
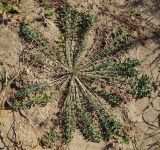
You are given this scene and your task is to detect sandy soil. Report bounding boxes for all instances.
[0,0,160,150]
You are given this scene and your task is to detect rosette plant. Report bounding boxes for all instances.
[12,3,151,147]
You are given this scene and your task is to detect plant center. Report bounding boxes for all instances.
[70,68,78,77]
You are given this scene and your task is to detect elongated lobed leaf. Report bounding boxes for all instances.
[77,107,102,142]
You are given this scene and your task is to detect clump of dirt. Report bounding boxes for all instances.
[0,28,21,73]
